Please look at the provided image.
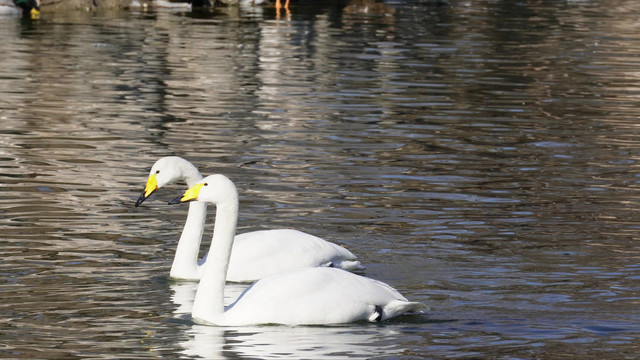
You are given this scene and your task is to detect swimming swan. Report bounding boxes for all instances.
[168,174,427,326]
[135,156,363,282]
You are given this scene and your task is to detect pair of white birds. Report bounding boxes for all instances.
[136,156,427,326]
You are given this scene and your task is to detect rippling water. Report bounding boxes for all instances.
[1,0,640,358]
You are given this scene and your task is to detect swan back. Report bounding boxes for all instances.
[227,229,362,282]
[219,267,427,326]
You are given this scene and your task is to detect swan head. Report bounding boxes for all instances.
[168,174,237,206]
[135,156,202,207]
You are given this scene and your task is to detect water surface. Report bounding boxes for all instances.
[1,0,640,358]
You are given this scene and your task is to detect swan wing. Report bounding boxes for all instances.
[221,267,426,326]
[226,229,363,282]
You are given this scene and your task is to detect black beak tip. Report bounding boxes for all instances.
[135,193,147,207]
[168,196,183,205]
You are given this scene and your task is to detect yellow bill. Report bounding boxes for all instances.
[143,173,158,197]
[168,183,204,205]
[181,183,204,202]
[135,173,158,207]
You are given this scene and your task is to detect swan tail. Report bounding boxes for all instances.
[335,259,366,273]
[372,300,428,322]
[368,305,384,322]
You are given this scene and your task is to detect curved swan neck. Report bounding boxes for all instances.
[166,157,205,279]
[173,157,203,187]
[170,201,207,279]
[192,178,239,323]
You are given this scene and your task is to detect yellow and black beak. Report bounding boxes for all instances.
[168,183,204,205]
[135,173,158,207]
[30,7,40,19]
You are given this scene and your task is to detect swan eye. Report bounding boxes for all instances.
[204,183,208,186]
[155,170,160,174]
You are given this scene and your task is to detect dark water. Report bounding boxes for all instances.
[1,0,640,358]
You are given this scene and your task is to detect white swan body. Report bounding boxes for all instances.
[136,156,363,282]
[228,229,362,282]
[170,174,427,326]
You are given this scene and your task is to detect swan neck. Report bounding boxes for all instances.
[192,189,239,323]
[170,201,207,279]
[179,161,203,187]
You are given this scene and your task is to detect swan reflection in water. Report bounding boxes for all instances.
[180,322,410,359]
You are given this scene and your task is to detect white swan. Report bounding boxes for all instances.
[135,156,363,282]
[169,174,427,326]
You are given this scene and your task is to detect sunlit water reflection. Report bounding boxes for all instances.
[1,0,640,358]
